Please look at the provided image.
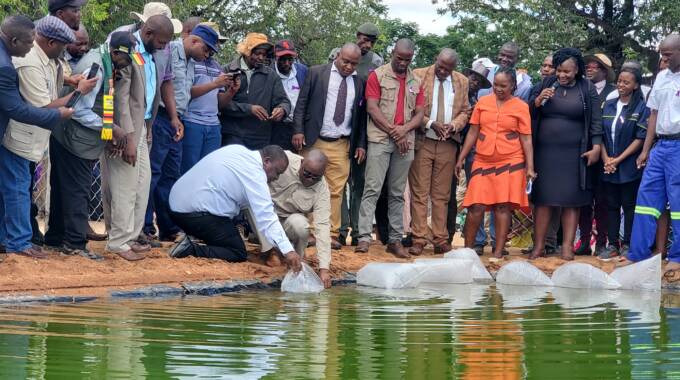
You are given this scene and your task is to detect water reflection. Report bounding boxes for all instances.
[0,285,678,379]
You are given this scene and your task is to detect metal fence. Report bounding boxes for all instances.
[33,157,105,222]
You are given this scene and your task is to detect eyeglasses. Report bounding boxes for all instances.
[303,168,323,181]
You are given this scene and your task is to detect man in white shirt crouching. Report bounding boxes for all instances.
[167,144,302,272]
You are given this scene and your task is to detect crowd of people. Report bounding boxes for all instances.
[0,1,679,288]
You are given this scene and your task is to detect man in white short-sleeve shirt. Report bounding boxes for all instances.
[627,33,680,272]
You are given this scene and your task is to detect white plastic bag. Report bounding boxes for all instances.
[443,248,493,281]
[551,262,621,289]
[281,262,325,293]
[357,263,427,289]
[496,261,554,286]
[413,258,474,284]
[497,283,551,309]
[610,254,661,291]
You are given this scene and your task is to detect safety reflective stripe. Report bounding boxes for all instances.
[671,212,680,220]
[635,206,661,219]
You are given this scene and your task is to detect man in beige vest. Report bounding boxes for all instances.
[355,39,425,258]
[408,48,470,255]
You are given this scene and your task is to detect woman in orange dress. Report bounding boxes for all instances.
[455,67,536,259]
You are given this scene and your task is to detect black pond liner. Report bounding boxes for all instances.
[0,273,358,305]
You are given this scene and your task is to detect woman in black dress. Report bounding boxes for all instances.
[529,48,603,260]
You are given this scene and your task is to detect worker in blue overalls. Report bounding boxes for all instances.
[623,34,680,277]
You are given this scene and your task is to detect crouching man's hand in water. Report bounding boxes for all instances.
[284,251,302,272]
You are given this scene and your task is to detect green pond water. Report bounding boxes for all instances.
[0,284,679,379]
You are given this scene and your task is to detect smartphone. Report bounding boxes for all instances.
[86,62,100,80]
[66,63,100,108]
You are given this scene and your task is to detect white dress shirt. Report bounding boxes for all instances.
[425,75,454,140]
[594,79,607,95]
[276,63,300,122]
[647,69,680,135]
[320,64,356,138]
[169,145,294,254]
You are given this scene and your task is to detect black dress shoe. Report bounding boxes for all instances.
[401,233,413,248]
[169,236,193,258]
[337,234,347,246]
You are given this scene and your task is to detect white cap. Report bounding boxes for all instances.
[130,2,182,34]
[472,57,495,69]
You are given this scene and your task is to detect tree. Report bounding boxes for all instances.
[438,0,677,73]
[189,0,387,65]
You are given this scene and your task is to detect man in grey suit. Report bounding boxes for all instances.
[292,43,367,249]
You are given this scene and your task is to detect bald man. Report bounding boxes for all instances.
[101,16,173,260]
[356,38,425,258]
[293,43,367,249]
[409,48,470,255]
[255,149,332,287]
[626,34,680,273]
[478,42,533,102]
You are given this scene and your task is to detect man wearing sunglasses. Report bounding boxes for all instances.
[255,149,333,287]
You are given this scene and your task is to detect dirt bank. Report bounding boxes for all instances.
[0,239,676,298]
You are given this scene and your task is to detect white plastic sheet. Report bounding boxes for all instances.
[443,248,494,281]
[551,262,621,289]
[610,254,662,291]
[413,258,474,284]
[357,263,427,289]
[495,261,554,286]
[281,263,325,293]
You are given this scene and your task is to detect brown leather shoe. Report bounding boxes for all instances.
[307,235,317,247]
[330,237,342,250]
[434,243,452,254]
[355,241,369,253]
[130,242,151,253]
[386,242,410,259]
[116,250,146,261]
[12,246,48,259]
[86,226,108,241]
[408,243,424,256]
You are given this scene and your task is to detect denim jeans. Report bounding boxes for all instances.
[144,111,182,238]
[475,212,496,247]
[0,145,33,252]
[181,120,221,174]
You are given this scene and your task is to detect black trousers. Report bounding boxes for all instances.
[579,170,608,246]
[170,211,247,262]
[44,137,95,249]
[604,179,641,246]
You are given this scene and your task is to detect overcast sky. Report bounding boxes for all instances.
[383,0,452,35]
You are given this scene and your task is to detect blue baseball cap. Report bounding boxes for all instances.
[191,25,219,53]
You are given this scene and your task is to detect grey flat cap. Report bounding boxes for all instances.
[35,15,75,44]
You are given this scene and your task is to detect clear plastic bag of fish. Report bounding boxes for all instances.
[281,262,325,293]
[413,258,474,284]
[551,262,621,289]
[496,261,553,286]
[357,263,427,289]
[610,254,661,291]
[443,248,493,281]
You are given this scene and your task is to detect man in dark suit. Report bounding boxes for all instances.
[292,43,367,249]
[575,53,618,256]
[0,15,72,258]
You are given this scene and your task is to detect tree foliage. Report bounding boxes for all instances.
[438,0,678,73]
